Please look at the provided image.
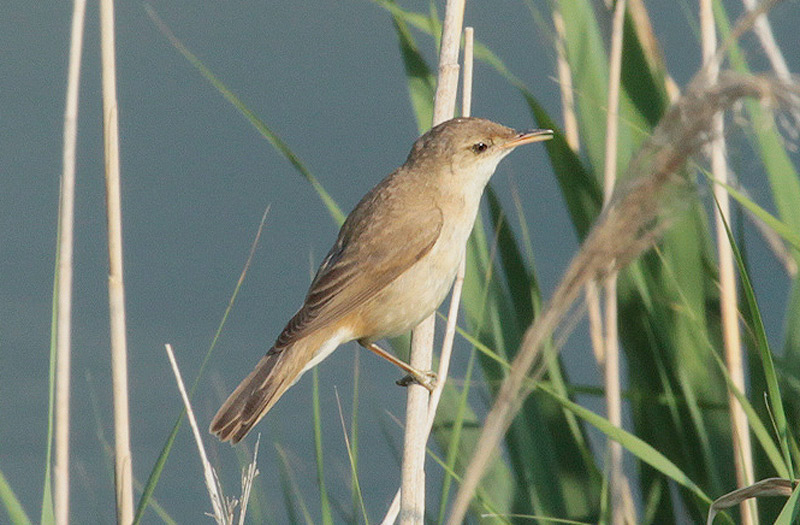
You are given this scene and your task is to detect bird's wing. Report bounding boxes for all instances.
[274,200,443,350]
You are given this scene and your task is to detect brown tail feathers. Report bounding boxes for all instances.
[210,345,304,443]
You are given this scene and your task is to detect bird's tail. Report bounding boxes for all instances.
[210,343,307,443]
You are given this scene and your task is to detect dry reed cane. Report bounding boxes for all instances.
[700,1,757,523]
[54,0,87,523]
[99,0,134,521]
[400,1,465,523]
[602,1,628,523]
[383,25,474,525]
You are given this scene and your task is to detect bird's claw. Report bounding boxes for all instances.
[396,370,437,392]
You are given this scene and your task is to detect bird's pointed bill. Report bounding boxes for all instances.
[500,129,554,149]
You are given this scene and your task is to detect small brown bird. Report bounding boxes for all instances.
[210,117,552,443]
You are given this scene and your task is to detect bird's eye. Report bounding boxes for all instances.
[471,142,488,154]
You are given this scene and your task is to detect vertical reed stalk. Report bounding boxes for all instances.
[401,1,465,523]
[99,0,134,521]
[603,1,627,523]
[423,24,473,468]
[54,1,88,523]
[384,30,473,525]
[699,1,756,523]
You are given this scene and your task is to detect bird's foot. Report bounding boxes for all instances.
[396,369,437,392]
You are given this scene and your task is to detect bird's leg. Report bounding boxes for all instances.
[361,342,436,392]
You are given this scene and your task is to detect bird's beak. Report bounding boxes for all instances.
[500,129,554,149]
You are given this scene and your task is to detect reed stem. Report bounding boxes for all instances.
[99,0,134,520]
[401,1,465,523]
[602,1,628,523]
[54,0,88,522]
[700,1,756,523]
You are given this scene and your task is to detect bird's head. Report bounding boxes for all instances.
[405,117,553,188]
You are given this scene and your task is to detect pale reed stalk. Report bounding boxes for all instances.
[54,0,87,523]
[99,0,134,521]
[384,26,473,525]
[602,1,628,523]
[700,1,756,523]
[401,1,465,520]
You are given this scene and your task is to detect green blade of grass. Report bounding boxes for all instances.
[618,11,669,128]
[436,345,479,523]
[658,219,726,497]
[708,341,790,479]
[0,468,32,525]
[370,0,437,35]
[702,172,800,251]
[333,389,369,525]
[524,97,602,238]
[41,206,60,525]
[312,368,333,525]
[391,14,435,133]
[713,193,794,478]
[653,239,792,480]
[275,444,315,525]
[462,215,608,519]
[486,189,604,509]
[462,220,569,517]
[773,480,800,525]
[485,189,533,326]
[349,350,361,522]
[616,235,726,520]
[552,0,647,177]
[133,418,181,524]
[537,384,713,506]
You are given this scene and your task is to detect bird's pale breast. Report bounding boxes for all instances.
[353,198,478,343]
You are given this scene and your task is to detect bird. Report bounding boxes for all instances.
[210,116,553,443]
